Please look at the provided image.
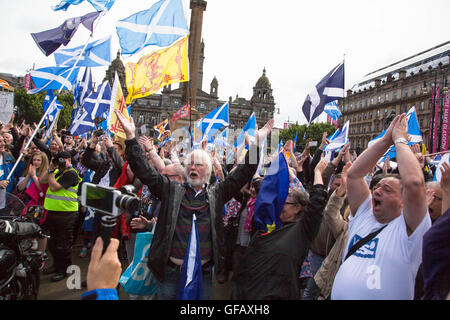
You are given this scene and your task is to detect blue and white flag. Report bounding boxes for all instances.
[324,100,342,122]
[31,12,101,57]
[54,36,112,67]
[293,133,298,153]
[234,112,256,148]
[53,0,115,12]
[43,91,63,126]
[433,153,450,182]
[368,106,422,149]
[116,0,189,56]
[28,66,80,94]
[200,102,229,140]
[302,62,344,125]
[324,121,349,151]
[83,80,112,120]
[253,152,290,233]
[76,67,93,108]
[69,110,95,136]
[368,106,423,162]
[176,214,203,300]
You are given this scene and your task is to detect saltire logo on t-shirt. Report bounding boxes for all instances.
[347,234,380,259]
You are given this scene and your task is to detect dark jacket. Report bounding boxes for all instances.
[234,184,328,300]
[124,138,259,282]
[81,146,124,186]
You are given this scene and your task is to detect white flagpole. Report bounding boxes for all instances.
[6,12,105,181]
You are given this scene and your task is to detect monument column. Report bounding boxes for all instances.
[182,0,207,108]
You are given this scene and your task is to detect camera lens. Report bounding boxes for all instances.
[115,194,140,215]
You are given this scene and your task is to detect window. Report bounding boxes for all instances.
[393,91,397,99]
[384,108,388,115]
[385,93,389,101]
[370,98,374,105]
[376,110,380,118]
[358,114,362,121]
[369,112,373,119]
[413,87,417,95]
[419,116,423,128]
[403,89,409,97]
[350,103,353,110]
[377,96,381,103]
[419,101,425,110]
[364,113,367,120]
[138,114,144,124]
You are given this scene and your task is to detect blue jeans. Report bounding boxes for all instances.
[156,264,212,300]
[302,250,325,300]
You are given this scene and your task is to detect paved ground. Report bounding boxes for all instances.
[37,234,231,300]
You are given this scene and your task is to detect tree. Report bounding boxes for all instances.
[13,88,74,130]
[279,122,338,153]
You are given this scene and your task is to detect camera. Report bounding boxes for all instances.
[52,157,66,167]
[80,182,141,218]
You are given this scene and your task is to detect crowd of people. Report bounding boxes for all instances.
[0,110,448,300]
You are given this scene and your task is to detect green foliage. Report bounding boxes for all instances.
[279,122,338,153]
[56,92,75,130]
[14,89,74,130]
[13,88,46,124]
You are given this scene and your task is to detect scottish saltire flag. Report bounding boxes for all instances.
[324,121,349,151]
[75,68,93,108]
[234,113,256,148]
[54,37,112,67]
[324,100,342,122]
[302,62,344,125]
[116,0,189,56]
[433,153,450,182]
[31,12,101,56]
[253,152,290,234]
[53,0,115,11]
[83,81,112,120]
[87,0,116,11]
[28,66,80,94]
[176,214,203,300]
[431,154,442,166]
[43,91,63,126]
[69,110,95,136]
[368,106,423,162]
[199,102,229,140]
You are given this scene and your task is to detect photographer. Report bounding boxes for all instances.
[43,151,82,282]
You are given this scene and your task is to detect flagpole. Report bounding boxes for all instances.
[6,11,105,181]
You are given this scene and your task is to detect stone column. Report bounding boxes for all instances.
[182,0,207,108]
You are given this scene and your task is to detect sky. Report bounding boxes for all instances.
[1,0,449,127]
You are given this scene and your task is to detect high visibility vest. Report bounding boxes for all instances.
[44,167,82,212]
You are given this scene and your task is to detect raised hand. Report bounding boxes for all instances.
[114,109,135,140]
[336,161,352,197]
[391,113,409,142]
[256,118,274,146]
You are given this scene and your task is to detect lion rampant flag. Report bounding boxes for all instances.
[125,36,189,104]
[108,72,130,139]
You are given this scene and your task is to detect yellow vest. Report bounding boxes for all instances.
[44,167,81,212]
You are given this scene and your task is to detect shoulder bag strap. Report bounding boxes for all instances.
[344,225,387,262]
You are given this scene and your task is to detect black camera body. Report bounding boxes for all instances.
[51,157,66,167]
[80,183,141,218]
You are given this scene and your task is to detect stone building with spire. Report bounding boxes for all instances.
[104,42,276,137]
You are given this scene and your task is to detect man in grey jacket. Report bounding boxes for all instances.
[115,110,273,300]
